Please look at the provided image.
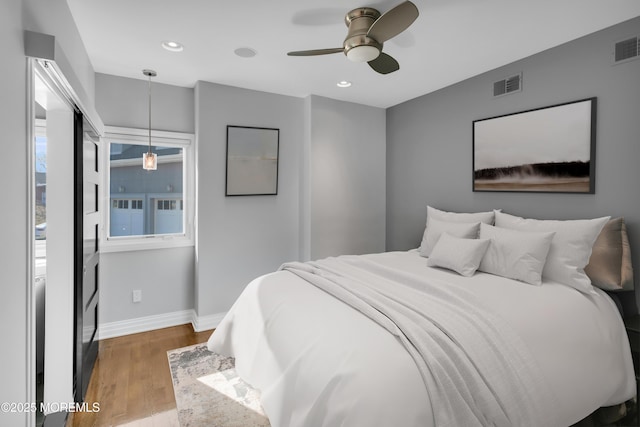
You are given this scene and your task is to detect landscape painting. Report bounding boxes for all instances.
[473,98,596,193]
[226,125,279,196]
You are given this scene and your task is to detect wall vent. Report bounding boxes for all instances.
[614,36,639,63]
[493,73,521,97]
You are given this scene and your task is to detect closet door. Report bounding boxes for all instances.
[74,111,100,401]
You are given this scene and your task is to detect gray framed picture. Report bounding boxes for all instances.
[473,97,597,193]
[226,125,279,196]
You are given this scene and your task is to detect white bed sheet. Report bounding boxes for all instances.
[208,250,635,427]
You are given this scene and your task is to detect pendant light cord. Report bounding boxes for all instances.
[147,72,152,154]
[142,69,157,170]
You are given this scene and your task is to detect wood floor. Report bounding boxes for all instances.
[66,324,213,427]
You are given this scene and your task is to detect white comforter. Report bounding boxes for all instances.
[208,251,635,427]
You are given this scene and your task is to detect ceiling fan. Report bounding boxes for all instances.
[287,1,419,75]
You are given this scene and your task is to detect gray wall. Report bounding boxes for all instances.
[95,73,196,324]
[194,86,388,319]
[97,76,388,323]
[386,17,640,311]
[99,248,194,323]
[96,73,194,134]
[308,95,386,260]
[194,82,304,316]
[23,0,96,111]
[1,2,29,424]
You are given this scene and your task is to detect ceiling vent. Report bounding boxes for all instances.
[493,73,522,97]
[614,36,639,63]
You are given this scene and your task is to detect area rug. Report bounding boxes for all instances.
[167,343,270,427]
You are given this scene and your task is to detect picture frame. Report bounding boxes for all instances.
[226,125,279,196]
[473,97,597,193]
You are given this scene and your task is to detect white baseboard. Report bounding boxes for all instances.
[191,311,227,332]
[98,309,194,339]
[98,309,227,339]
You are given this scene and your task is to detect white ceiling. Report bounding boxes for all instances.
[66,0,640,109]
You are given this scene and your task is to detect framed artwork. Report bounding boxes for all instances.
[226,125,279,196]
[473,97,597,193]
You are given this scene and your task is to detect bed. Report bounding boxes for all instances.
[208,208,636,427]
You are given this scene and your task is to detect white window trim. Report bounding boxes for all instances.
[101,126,195,253]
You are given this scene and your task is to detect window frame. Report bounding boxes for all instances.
[101,126,195,253]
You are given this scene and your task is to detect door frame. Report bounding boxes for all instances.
[27,57,104,425]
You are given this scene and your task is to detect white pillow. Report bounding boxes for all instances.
[427,233,491,277]
[427,206,496,225]
[478,223,555,286]
[494,211,610,293]
[419,218,480,257]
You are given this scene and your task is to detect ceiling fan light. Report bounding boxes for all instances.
[346,45,380,62]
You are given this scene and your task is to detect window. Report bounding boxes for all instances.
[35,120,47,258]
[102,127,195,252]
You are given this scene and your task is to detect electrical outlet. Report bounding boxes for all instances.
[132,290,142,303]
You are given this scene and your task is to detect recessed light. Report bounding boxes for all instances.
[337,81,352,88]
[234,47,257,58]
[162,41,184,52]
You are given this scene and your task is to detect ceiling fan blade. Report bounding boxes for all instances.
[287,48,343,56]
[367,1,419,43]
[368,52,399,74]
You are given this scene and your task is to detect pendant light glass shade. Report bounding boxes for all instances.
[143,152,157,170]
[142,69,157,170]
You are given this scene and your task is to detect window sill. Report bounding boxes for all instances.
[101,235,194,253]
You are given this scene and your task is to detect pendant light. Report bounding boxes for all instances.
[142,69,157,170]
